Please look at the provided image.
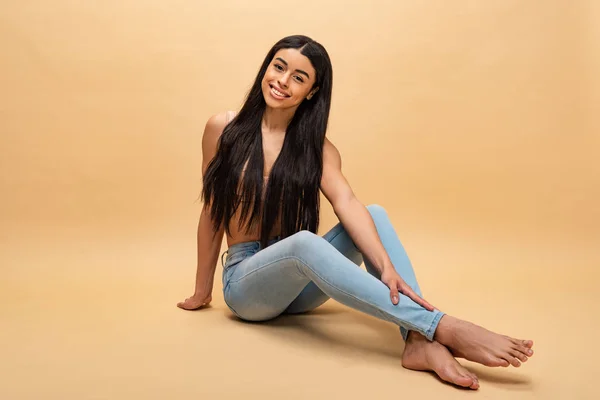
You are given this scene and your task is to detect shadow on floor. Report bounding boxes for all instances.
[224,304,534,388]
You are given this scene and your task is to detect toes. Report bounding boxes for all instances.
[486,356,510,367]
[439,366,474,389]
[509,338,534,359]
[466,372,480,389]
[514,343,534,357]
[453,375,473,387]
[523,340,534,348]
[509,337,534,350]
[453,373,474,388]
[497,358,510,367]
[511,349,528,363]
[503,355,521,367]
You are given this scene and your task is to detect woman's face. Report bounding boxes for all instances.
[261,48,318,110]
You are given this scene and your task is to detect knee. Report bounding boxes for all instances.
[289,230,322,253]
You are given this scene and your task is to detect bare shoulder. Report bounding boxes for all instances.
[203,111,236,147]
[323,137,342,168]
[201,111,234,171]
[204,111,233,139]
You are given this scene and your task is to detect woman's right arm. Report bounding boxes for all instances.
[177,112,229,310]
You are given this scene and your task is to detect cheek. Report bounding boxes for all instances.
[263,70,276,83]
[261,79,272,96]
[292,87,311,102]
[262,72,272,84]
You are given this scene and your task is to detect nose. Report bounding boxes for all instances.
[278,72,290,88]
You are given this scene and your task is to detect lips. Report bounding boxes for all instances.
[269,84,290,98]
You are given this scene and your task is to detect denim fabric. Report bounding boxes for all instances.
[221,204,443,341]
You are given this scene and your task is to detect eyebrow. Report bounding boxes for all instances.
[275,57,310,79]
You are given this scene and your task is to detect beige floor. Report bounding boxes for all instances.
[2,1,599,398]
[2,210,598,400]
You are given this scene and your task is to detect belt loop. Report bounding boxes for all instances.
[220,249,229,268]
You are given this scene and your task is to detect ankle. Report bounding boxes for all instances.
[433,315,454,346]
[407,330,426,344]
[406,331,416,342]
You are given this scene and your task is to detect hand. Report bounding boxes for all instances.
[177,292,212,310]
[380,267,435,311]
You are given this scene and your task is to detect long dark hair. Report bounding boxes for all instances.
[202,35,333,249]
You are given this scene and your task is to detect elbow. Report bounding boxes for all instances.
[332,193,357,216]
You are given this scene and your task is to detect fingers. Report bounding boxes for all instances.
[177,301,192,310]
[390,282,399,305]
[177,299,189,309]
[177,299,201,310]
[401,286,435,311]
[414,295,434,311]
[387,281,436,311]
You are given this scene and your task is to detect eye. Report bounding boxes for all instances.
[294,75,304,83]
[274,64,284,71]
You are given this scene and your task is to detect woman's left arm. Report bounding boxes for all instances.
[320,139,434,311]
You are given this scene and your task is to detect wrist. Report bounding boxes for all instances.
[194,283,212,296]
[380,261,395,274]
[195,274,214,292]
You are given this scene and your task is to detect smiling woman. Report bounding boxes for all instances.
[177,35,534,391]
[264,52,318,104]
[202,36,333,250]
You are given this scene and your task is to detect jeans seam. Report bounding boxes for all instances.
[223,283,244,318]
[228,254,303,284]
[291,255,423,333]
[325,224,359,251]
[425,310,444,341]
[324,225,344,243]
[228,253,423,334]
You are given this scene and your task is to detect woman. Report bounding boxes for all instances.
[177,35,534,390]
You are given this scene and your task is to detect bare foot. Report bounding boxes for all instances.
[434,315,534,368]
[402,332,479,390]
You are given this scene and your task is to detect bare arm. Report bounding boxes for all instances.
[178,112,228,310]
[320,139,434,310]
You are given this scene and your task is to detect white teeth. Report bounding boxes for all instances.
[272,87,287,97]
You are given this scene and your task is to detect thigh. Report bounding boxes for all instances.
[223,236,313,321]
[283,222,364,314]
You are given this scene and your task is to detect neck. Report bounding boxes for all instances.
[262,106,297,134]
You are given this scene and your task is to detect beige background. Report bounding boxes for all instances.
[1,0,598,399]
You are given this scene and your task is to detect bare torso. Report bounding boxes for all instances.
[225,111,284,247]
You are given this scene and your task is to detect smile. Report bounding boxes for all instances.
[269,85,290,99]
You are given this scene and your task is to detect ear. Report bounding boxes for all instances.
[306,87,319,100]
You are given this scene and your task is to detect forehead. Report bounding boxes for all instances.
[272,48,316,77]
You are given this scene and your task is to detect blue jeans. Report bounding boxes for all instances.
[221,204,444,341]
